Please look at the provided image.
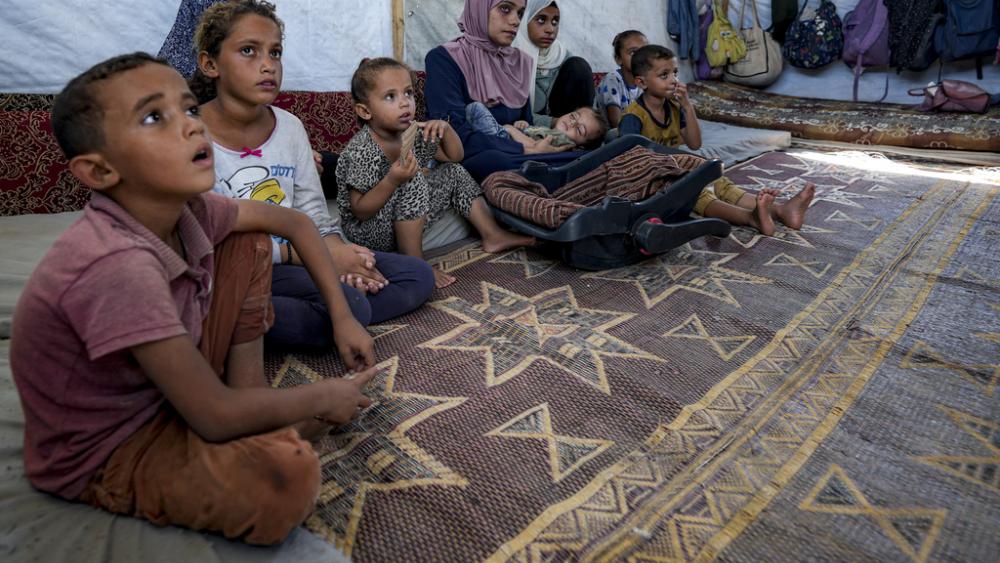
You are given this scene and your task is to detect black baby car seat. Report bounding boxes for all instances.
[484,135,732,270]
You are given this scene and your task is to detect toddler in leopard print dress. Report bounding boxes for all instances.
[337,58,534,288]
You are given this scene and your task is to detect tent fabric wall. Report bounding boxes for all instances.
[0,0,393,94]
[1,1,995,102]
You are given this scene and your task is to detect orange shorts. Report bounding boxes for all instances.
[79,232,320,545]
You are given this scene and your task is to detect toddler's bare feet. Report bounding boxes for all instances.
[773,182,815,230]
[481,231,535,253]
[433,268,457,289]
[749,191,776,236]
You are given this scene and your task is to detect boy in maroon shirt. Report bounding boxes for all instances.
[10,52,376,544]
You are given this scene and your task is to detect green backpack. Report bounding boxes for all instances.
[706,0,748,67]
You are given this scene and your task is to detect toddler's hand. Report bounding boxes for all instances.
[417,119,450,141]
[388,151,419,186]
[526,135,573,154]
[513,120,529,130]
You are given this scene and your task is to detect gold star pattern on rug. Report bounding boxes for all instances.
[428,242,490,272]
[489,247,559,278]
[662,314,757,361]
[764,252,833,279]
[583,243,773,309]
[775,157,896,208]
[799,465,947,563]
[826,209,883,231]
[367,323,407,340]
[915,405,1000,494]
[901,340,999,397]
[420,283,660,394]
[486,403,613,482]
[729,223,838,250]
[271,356,467,557]
[736,157,891,210]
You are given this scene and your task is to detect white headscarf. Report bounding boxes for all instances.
[512,0,569,109]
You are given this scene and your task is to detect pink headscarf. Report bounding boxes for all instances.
[442,0,533,108]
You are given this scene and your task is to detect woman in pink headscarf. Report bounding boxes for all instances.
[424,0,585,183]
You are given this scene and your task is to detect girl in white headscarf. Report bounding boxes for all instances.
[513,0,594,126]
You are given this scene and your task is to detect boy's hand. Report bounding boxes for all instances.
[332,316,376,371]
[417,120,450,141]
[673,82,691,106]
[513,120,529,130]
[388,151,419,187]
[317,367,378,424]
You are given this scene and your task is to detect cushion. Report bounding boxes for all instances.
[0,105,89,216]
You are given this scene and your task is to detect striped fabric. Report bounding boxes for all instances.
[482,147,706,229]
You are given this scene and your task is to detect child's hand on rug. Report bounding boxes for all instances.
[513,120,529,130]
[332,316,376,370]
[316,366,378,425]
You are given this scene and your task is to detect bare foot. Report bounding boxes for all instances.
[773,182,815,230]
[481,231,536,253]
[433,268,457,288]
[749,191,776,236]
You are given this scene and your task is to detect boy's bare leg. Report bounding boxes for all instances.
[395,218,455,289]
[705,192,776,236]
[467,197,535,253]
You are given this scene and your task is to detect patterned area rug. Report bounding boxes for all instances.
[265,150,1000,561]
[689,81,1000,152]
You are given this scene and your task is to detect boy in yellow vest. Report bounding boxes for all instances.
[620,45,814,235]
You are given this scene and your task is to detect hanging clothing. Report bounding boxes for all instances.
[668,0,700,60]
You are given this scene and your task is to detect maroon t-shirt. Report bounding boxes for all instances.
[10,192,238,498]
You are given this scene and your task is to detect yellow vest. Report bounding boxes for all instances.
[622,96,685,148]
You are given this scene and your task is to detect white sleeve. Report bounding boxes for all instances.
[284,110,344,240]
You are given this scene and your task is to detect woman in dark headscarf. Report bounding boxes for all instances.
[424,0,585,182]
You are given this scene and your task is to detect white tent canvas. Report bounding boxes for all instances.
[1,1,996,102]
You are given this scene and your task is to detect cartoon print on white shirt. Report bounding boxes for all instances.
[221,166,287,205]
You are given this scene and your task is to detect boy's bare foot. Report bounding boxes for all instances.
[433,268,457,288]
[481,231,536,254]
[749,191,776,236]
[773,182,815,230]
